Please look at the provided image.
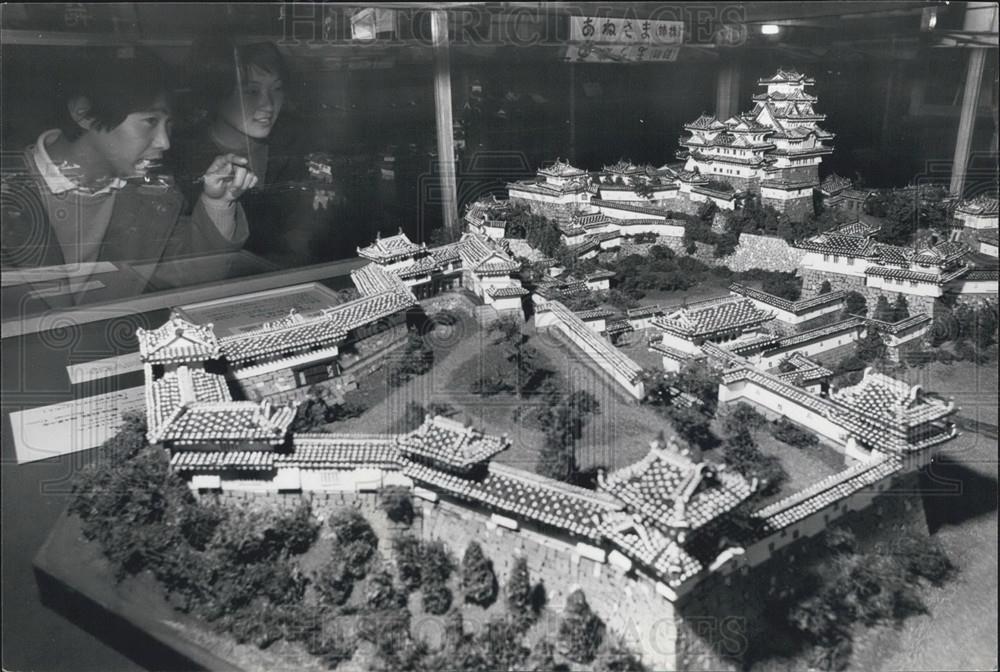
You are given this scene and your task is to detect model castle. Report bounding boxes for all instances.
[130,68,995,670]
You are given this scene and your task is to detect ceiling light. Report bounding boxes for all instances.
[761,24,781,35]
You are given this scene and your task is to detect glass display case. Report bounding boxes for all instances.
[2,3,997,671]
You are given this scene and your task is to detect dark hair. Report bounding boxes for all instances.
[185,32,289,116]
[58,49,172,140]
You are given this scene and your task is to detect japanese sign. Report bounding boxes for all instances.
[569,16,685,45]
[563,43,680,63]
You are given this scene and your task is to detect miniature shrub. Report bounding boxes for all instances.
[277,501,321,555]
[892,531,955,586]
[366,569,405,610]
[761,271,802,302]
[316,554,354,606]
[819,280,833,295]
[770,418,820,449]
[558,589,605,663]
[843,290,867,317]
[721,402,767,437]
[506,556,536,631]
[422,579,453,615]
[393,535,424,591]
[723,429,787,496]
[327,509,378,579]
[477,618,531,671]
[380,485,415,525]
[421,540,454,584]
[461,542,498,606]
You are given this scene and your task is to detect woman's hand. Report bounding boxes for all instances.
[201,153,259,203]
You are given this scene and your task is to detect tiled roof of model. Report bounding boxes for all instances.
[605,318,634,337]
[218,291,415,364]
[911,240,969,266]
[397,415,509,469]
[508,178,590,196]
[753,89,818,103]
[758,68,815,85]
[357,229,424,262]
[575,212,613,228]
[795,231,875,256]
[456,233,520,274]
[729,282,844,315]
[150,399,296,445]
[574,307,617,321]
[650,340,696,362]
[219,311,348,364]
[545,301,645,383]
[487,285,529,298]
[768,317,864,350]
[590,199,673,218]
[964,267,999,281]
[395,255,440,279]
[171,450,276,471]
[756,453,901,532]
[146,366,232,436]
[281,434,401,469]
[603,160,642,174]
[601,441,754,532]
[653,297,773,339]
[834,220,881,237]
[627,304,664,319]
[776,353,834,386]
[137,314,220,364]
[956,194,999,216]
[597,511,704,586]
[351,262,412,297]
[865,265,968,285]
[538,158,585,177]
[402,460,618,540]
[864,313,933,335]
[685,114,727,131]
[722,366,835,416]
[720,333,783,356]
[323,290,417,333]
[584,269,617,281]
[819,174,852,195]
[830,369,955,448]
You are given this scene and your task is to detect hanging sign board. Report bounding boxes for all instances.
[569,16,685,45]
[563,43,680,63]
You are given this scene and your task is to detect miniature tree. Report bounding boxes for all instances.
[277,500,320,555]
[316,554,354,606]
[843,290,867,317]
[366,569,405,610]
[819,280,833,295]
[461,541,498,606]
[855,328,887,364]
[761,271,802,301]
[393,534,424,591]
[506,556,535,631]
[327,509,378,579]
[558,589,605,663]
[422,578,453,615]
[477,618,531,671]
[380,485,415,526]
[873,295,895,322]
[892,294,910,321]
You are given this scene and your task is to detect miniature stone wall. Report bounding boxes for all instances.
[764,194,814,222]
[802,268,942,317]
[509,197,578,225]
[676,470,928,671]
[718,234,806,273]
[419,497,680,668]
[213,488,681,669]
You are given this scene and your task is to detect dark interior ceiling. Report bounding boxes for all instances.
[2,2,994,62]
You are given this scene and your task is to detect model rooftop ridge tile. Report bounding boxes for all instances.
[728,282,845,315]
[396,414,510,469]
[601,439,754,533]
[653,297,774,339]
[756,452,901,532]
[955,194,999,215]
[357,228,425,262]
[137,313,220,364]
[544,301,645,383]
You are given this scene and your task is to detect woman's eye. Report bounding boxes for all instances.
[144,117,159,126]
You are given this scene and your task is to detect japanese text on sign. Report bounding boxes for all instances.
[569,16,684,45]
[563,43,680,63]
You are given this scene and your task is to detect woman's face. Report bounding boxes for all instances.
[218,64,284,139]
